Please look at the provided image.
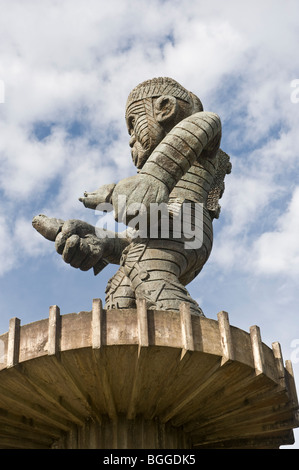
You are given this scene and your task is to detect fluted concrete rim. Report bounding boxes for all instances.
[0,299,298,449]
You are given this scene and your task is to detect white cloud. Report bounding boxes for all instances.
[0,0,298,272]
[0,0,298,447]
[14,217,50,258]
[162,20,246,94]
[0,123,67,199]
[0,0,298,277]
[253,187,299,275]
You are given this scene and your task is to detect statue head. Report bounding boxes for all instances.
[126,77,203,169]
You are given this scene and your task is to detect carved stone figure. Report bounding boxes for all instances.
[33,77,231,316]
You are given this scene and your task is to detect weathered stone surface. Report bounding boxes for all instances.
[0,302,298,449]
[32,77,231,316]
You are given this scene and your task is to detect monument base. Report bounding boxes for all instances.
[0,299,298,449]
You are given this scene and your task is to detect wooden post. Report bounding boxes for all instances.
[180,303,194,360]
[217,311,234,365]
[250,325,266,375]
[91,299,117,420]
[272,342,286,389]
[285,360,299,410]
[136,298,149,353]
[92,298,103,349]
[7,317,20,368]
[48,305,60,356]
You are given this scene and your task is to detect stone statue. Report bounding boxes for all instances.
[33,77,231,316]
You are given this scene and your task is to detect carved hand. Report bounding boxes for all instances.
[54,219,108,271]
[79,183,116,210]
[32,215,110,274]
[111,174,169,224]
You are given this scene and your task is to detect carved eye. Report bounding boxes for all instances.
[130,117,136,129]
[127,115,136,135]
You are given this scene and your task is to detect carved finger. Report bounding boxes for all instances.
[55,231,68,255]
[79,243,103,271]
[79,195,98,209]
[79,254,99,271]
[32,214,64,241]
[62,234,80,264]
[69,239,91,269]
[55,220,79,254]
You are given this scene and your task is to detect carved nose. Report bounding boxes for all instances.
[129,135,136,148]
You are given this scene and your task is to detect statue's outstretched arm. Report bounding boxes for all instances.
[32,215,130,275]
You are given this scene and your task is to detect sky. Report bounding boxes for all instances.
[0,0,298,448]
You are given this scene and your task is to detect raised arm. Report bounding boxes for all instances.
[32,215,131,275]
[139,111,221,192]
[111,111,221,223]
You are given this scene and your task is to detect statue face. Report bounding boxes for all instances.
[126,99,165,170]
